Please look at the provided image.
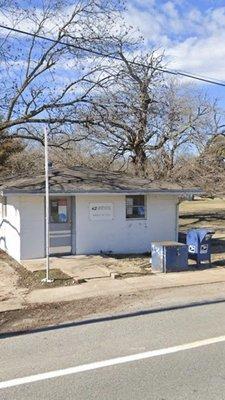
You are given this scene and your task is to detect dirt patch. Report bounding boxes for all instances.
[0,293,139,333]
[2,281,225,335]
[0,251,78,290]
[117,271,151,279]
[101,253,151,277]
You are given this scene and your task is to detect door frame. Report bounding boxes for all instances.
[44,195,76,256]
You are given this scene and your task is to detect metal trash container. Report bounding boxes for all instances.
[186,228,214,266]
[151,241,188,273]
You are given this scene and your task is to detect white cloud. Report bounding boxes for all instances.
[124,1,225,82]
[1,1,225,85]
[124,2,166,43]
[0,4,92,38]
[168,33,225,80]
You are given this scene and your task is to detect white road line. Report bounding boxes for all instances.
[1,335,225,389]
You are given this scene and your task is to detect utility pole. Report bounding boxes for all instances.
[42,126,53,283]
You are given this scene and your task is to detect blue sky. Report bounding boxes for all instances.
[125,0,225,105]
[1,0,225,106]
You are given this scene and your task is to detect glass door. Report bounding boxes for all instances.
[49,197,72,255]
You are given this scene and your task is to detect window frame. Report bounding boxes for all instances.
[2,196,7,218]
[125,195,147,220]
[0,197,2,220]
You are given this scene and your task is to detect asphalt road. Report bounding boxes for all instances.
[2,301,225,399]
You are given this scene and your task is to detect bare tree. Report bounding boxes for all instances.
[87,47,212,176]
[150,84,212,177]
[0,0,131,145]
[0,135,24,172]
[88,50,166,175]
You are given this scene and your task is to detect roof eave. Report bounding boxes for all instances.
[2,188,202,196]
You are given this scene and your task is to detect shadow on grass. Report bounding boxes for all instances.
[179,211,225,235]
[211,238,225,255]
[180,211,225,222]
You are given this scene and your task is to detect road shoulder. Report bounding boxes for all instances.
[1,281,225,336]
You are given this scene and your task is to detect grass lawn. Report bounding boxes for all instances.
[179,197,225,267]
[179,197,225,238]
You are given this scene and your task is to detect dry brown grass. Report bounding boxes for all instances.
[179,198,225,237]
[179,197,225,268]
[180,197,225,214]
[0,250,77,289]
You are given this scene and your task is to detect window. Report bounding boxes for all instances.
[126,195,146,219]
[50,198,68,223]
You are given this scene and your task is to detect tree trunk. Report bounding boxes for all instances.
[132,145,148,177]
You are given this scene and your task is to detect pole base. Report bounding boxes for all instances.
[41,277,54,283]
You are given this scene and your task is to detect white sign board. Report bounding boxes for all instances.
[89,203,113,221]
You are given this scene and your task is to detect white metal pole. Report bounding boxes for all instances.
[43,127,53,283]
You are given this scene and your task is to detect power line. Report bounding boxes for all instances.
[1,23,225,88]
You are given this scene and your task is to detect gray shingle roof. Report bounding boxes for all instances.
[0,166,200,195]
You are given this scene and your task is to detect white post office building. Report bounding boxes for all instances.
[0,166,198,261]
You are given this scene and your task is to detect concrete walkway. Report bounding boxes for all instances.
[23,255,117,279]
[26,266,225,305]
[22,255,149,279]
[2,255,225,312]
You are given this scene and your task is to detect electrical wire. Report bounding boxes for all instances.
[0,23,225,88]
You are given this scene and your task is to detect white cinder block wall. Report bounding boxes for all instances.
[148,196,178,242]
[75,194,178,255]
[20,195,45,259]
[0,193,178,260]
[0,196,21,261]
[0,195,45,261]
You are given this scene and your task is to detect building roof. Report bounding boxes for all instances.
[0,166,200,195]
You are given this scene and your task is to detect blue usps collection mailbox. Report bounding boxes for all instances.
[186,228,214,266]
